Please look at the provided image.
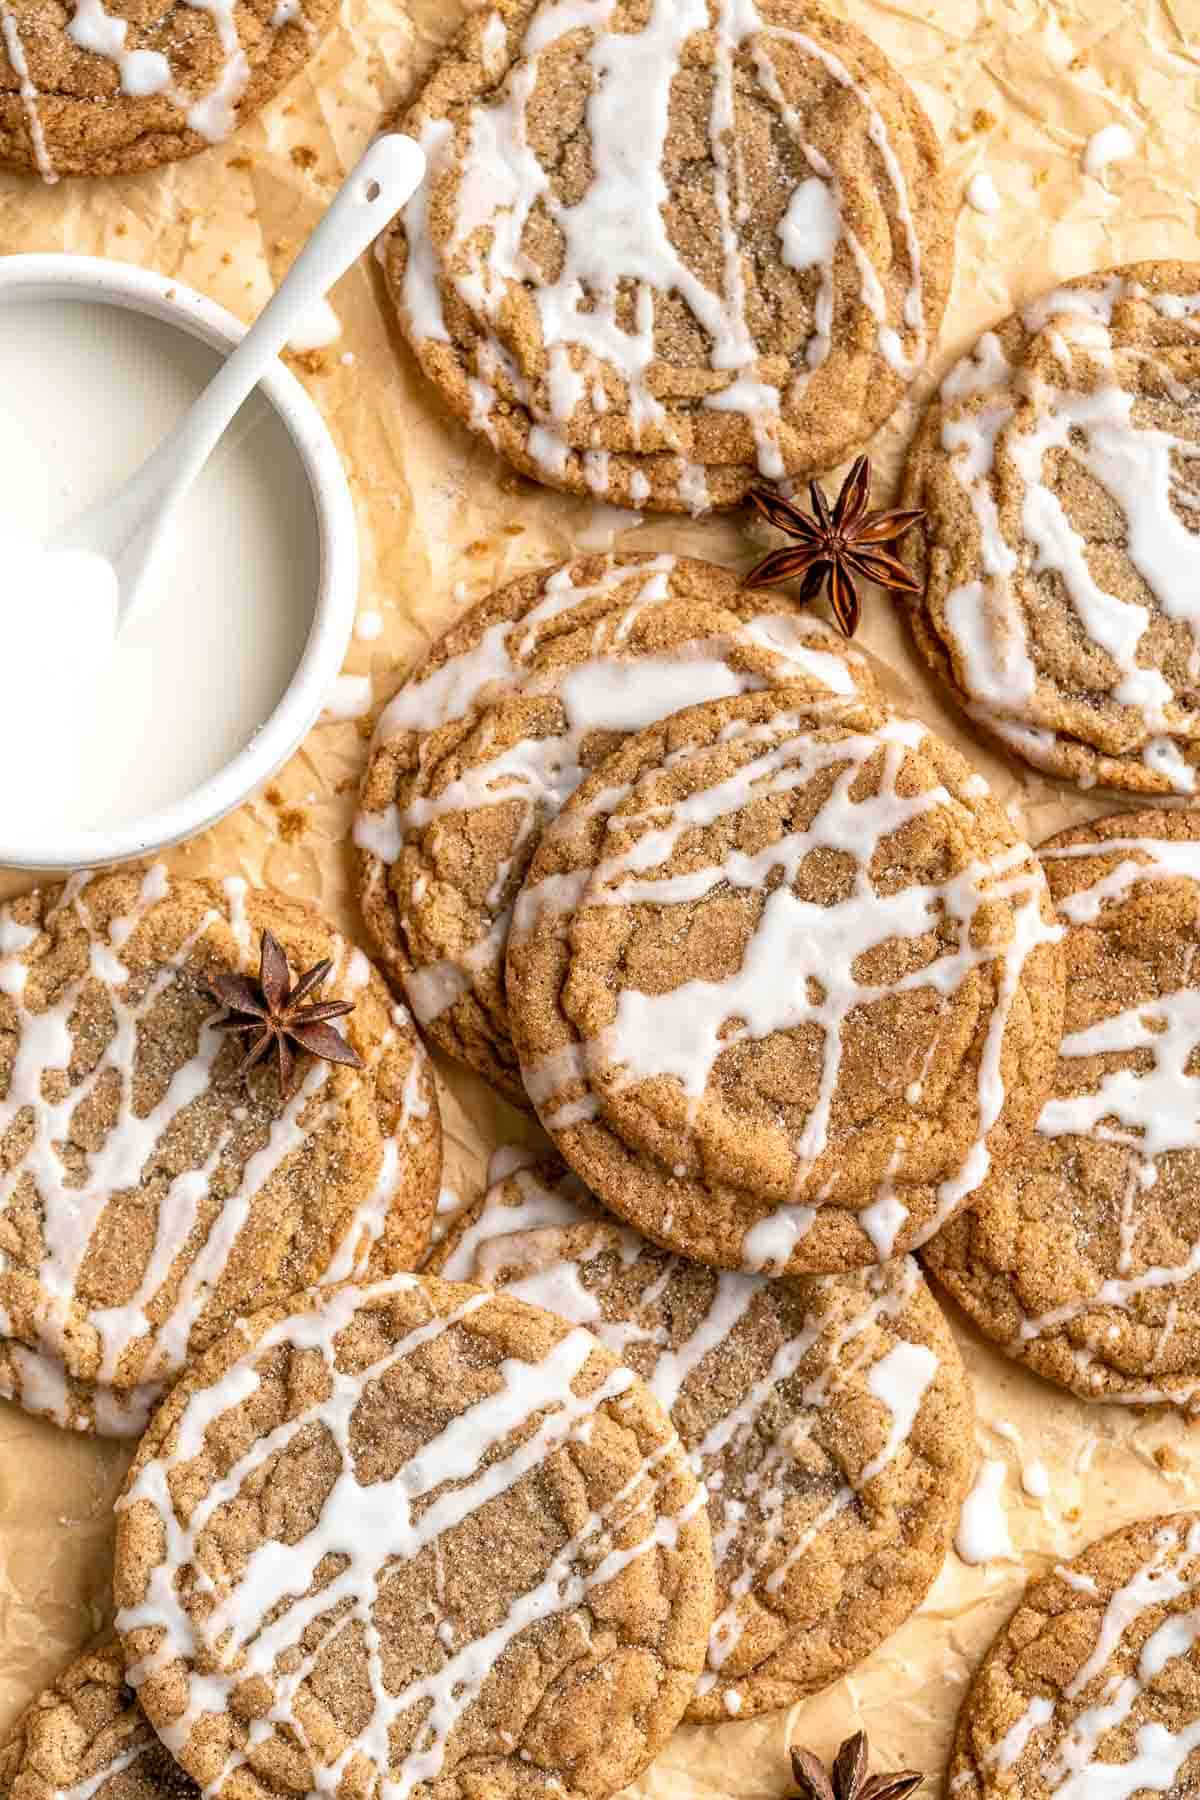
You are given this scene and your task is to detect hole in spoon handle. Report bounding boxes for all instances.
[351,133,426,218]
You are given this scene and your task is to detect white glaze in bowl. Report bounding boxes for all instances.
[0,253,357,872]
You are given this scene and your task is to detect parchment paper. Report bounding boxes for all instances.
[4,0,1200,1787]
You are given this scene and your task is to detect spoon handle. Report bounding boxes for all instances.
[159,133,426,500]
[60,132,425,589]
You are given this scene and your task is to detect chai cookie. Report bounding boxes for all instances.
[506,689,1064,1274]
[382,0,952,512]
[902,262,1200,796]
[355,552,873,1105]
[114,1272,714,1800]
[428,1155,974,1721]
[926,808,1200,1411]
[0,866,441,1417]
[950,1513,1200,1799]
[0,1641,196,1800]
[0,0,337,180]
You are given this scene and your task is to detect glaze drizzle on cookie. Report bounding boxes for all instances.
[431,1158,971,1719]
[903,265,1200,796]
[0,868,436,1412]
[115,1274,711,1800]
[508,694,1061,1272]
[391,0,948,509]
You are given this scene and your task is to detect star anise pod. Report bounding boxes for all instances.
[744,454,925,638]
[207,929,364,1098]
[791,1730,923,1800]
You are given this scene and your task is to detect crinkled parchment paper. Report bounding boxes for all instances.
[3,0,1200,1787]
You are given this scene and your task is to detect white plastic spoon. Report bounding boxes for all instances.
[55,131,425,627]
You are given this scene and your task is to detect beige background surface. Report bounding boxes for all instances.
[3,0,1200,1789]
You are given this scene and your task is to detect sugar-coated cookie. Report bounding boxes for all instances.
[355,552,873,1105]
[114,1272,714,1800]
[506,689,1064,1273]
[0,866,440,1422]
[382,0,952,510]
[0,0,336,180]
[902,263,1200,796]
[950,1513,1200,1798]
[0,1641,195,1800]
[429,1154,974,1721]
[927,808,1200,1411]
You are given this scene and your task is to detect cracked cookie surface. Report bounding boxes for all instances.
[0,0,337,179]
[0,1641,196,1800]
[114,1272,714,1800]
[0,865,440,1420]
[382,0,952,511]
[429,1154,973,1721]
[355,552,874,1106]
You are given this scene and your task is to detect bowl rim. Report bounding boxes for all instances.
[0,251,358,873]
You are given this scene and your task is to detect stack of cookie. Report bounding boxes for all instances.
[349,546,1069,1734]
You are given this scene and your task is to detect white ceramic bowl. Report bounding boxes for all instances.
[0,253,358,873]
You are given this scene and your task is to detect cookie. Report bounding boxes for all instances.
[0,1342,162,1439]
[901,262,1200,796]
[506,688,1064,1274]
[0,0,336,180]
[381,0,952,512]
[0,1641,196,1800]
[114,1271,714,1800]
[950,1512,1200,1799]
[428,1154,974,1721]
[926,808,1200,1411]
[0,866,441,1415]
[355,551,874,1105]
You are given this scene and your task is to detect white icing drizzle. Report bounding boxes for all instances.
[36,0,288,156]
[221,875,252,951]
[398,0,928,498]
[0,0,56,180]
[438,1169,941,1704]
[965,170,1001,215]
[357,558,862,1041]
[69,0,171,95]
[1083,124,1137,178]
[929,278,1200,790]
[0,872,423,1401]
[974,834,1200,1407]
[963,1520,1200,1799]
[516,708,1056,1265]
[116,1275,701,1797]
